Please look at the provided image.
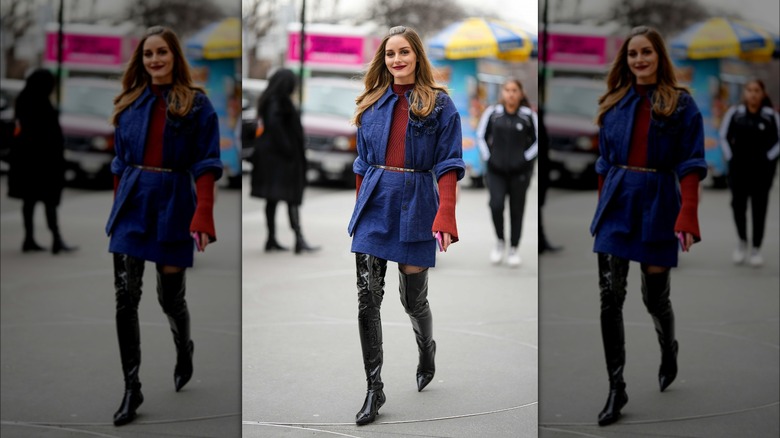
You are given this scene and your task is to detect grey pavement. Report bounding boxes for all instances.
[241,173,539,438]
[539,180,780,438]
[0,176,242,438]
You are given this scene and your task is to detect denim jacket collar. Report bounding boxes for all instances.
[374,85,415,110]
[130,85,171,110]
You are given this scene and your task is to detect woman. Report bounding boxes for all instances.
[476,78,538,267]
[348,25,465,425]
[106,26,222,426]
[8,69,76,254]
[719,79,779,267]
[590,26,707,426]
[249,68,317,254]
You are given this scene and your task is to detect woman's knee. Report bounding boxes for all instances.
[642,264,669,274]
[158,265,185,274]
[399,264,426,274]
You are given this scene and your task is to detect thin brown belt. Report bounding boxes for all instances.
[372,164,428,173]
[132,164,174,173]
[616,164,658,173]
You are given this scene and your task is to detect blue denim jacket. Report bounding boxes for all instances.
[106,87,223,242]
[347,86,465,242]
[590,87,707,243]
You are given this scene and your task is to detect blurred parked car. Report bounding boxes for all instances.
[544,77,604,188]
[60,77,121,188]
[301,77,362,187]
[241,78,268,164]
[0,78,25,173]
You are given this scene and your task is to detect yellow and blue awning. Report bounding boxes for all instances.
[428,17,534,62]
[186,17,241,60]
[670,17,775,60]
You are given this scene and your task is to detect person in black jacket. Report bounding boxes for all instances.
[719,79,779,267]
[476,77,537,267]
[250,68,318,254]
[7,69,76,254]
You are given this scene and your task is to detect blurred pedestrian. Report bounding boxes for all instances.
[250,68,318,254]
[8,68,77,254]
[719,79,779,267]
[590,26,707,426]
[476,77,538,267]
[537,106,562,254]
[106,26,222,426]
[348,25,465,425]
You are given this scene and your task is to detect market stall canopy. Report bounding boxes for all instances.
[670,17,775,60]
[428,17,533,62]
[186,17,241,60]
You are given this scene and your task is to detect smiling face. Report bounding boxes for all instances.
[384,35,417,85]
[627,35,658,85]
[143,35,174,85]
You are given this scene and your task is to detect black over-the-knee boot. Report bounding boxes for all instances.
[355,253,387,425]
[113,253,145,426]
[641,268,677,392]
[597,253,629,426]
[156,267,193,392]
[399,269,436,392]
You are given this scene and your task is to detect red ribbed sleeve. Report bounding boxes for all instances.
[190,172,217,241]
[432,170,458,242]
[674,172,701,241]
[355,173,363,198]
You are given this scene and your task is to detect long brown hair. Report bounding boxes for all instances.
[352,26,448,126]
[111,26,204,125]
[596,26,687,126]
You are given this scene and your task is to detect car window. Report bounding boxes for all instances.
[61,83,118,119]
[303,84,359,119]
[546,83,603,119]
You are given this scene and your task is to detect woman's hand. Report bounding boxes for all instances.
[194,231,210,252]
[677,231,694,252]
[433,231,453,252]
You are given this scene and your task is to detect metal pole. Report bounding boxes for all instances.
[57,0,64,108]
[539,0,549,105]
[299,0,306,111]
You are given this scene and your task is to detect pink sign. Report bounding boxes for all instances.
[287,33,365,66]
[45,32,125,67]
[540,34,609,66]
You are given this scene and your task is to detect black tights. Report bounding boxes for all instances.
[22,199,59,242]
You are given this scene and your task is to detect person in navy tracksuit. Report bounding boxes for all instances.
[476,78,538,267]
[590,26,707,426]
[719,79,780,267]
[106,26,222,426]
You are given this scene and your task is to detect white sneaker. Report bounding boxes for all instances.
[748,248,763,268]
[507,247,521,267]
[732,241,747,265]
[490,240,504,264]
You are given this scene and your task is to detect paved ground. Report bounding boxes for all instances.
[538,178,780,438]
[0,177,242,438]
[241,173,539,438]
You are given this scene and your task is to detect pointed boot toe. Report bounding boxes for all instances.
[416,340,436,392]
[113,388,143,426]
[659,340,678,392]
[417,372,434,392]
[597,387,627,426]
[22,240,46,252]
[174,340,194,392]
[355,389,386,425]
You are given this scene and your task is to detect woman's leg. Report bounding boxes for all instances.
[21,199,44,251]
[288,203,319,254]
[487,171,509,263]
[728,170,749,263]
[597,252,630,426]
[155,264,193,392]
[399,264,435,391]
[355,253,387,425]
[506,169,533,266]
[640,264,677,392]
[45,200,76,254]
[113,253,146,426]
[264,200,288,251]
